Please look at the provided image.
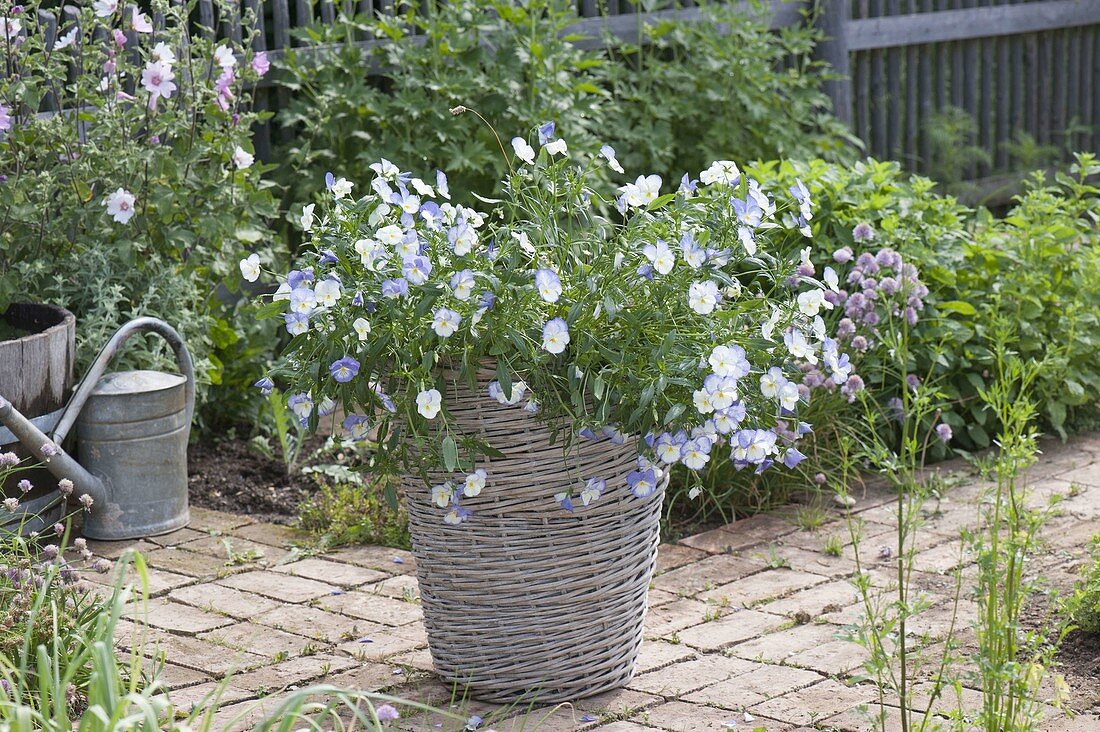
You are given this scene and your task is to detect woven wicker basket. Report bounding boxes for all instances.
[402,364,664,703]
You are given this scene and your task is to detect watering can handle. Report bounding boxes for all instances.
[52,317,195,444]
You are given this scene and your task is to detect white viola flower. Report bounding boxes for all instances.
[352,317,371,341]
[495,380,527,406]
[778,380,801,412]
[692,388,714,415]
[232,146,254,170]
[239,253,261,282]
[315,279,341,307]
[54,26,78,50]
[511,137,535,165]
[796,289,831,317]
[151,41,176,65]
[680,438,711,470]
[784,329,817,364]
[699,160,741,186]
[463,469,487,498]
[416,389,442,419]
[618,175,661,208]
[368,203,391,228]
[642,240,675,275]
[450,225,478,255]
[431,482,454,508]
[655,433,683,464]
[709,345,751,379]
[373,224,401,248]
[289,287,316,315]
[541,318,570,355]
[760,367,786,399]
[92,0,117,17]
[370,158,401,180]
[544,138,568,156]
[300,203,316,231]
[812,315,828,342]
[131,11,153,32]
[432,308,461,338]
[705,375,738,410]
[213,44,236,69]
[435,170,450,199]
[450,269,475,300]
[687,281,721,315]
[761,308,781,342]
[410,177,435,197]
[748,181,776,218]
[330,177,353,199]
[395,235,420,260]
[513,230,536,255]
[443,507,470,525]
[288,393,313,420]
[103,188,136,224]
[140,61,176,100]
[354,238,387,270]
[272,283,291,301]
[600,145,625,174]
[823,266,840,292]
[738,226,757,256]
[534,269,562,303]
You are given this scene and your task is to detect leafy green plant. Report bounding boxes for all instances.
[1063,536,1100,636]
[0,0,279,417]
[299,479,412,550]
[250,387,309,476]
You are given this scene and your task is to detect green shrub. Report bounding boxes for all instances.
[0,0,279,419]
[1064,535,1100,635]
[298,479,411,550]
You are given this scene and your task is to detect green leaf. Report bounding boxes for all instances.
[496,359,513,401]
[442,435,458,472]
[938,300,977,316]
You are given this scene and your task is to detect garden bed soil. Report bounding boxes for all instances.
[187,438,315,525]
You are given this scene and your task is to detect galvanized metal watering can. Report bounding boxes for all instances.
[0,317,194,540]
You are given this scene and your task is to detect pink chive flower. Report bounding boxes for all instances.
[40,442,58,458]
[375,704,399,722]
[78,493,94,511]
[17,479,31,493]
[58,478,74,495]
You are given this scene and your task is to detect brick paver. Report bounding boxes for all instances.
[86,433,1100,730]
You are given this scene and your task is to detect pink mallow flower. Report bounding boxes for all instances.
[141,60,176,101]
[251,51,269,77]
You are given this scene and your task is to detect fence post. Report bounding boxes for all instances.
[816,0,852,127]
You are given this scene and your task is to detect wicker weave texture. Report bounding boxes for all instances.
[403,365,664,703]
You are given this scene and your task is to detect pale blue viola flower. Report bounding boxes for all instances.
[732,196,762,228]
[463,468,487,497]
[523,399,540,414]
[432,308,461,338]
[419,201,443,230]
[555,491,574,512]
[680,437,712,470]
[704,374,738,410]
[317,396,337,417]
[578,426,598,440]
[287,268,315,289]
[381,278,409,299]
[369,158,400,180]
[680,233,706,268]
[618,175,662,208]
[287,393,313,420]
[448,222,478,255]
[342,414,371,440]
[655,433,681,464]
[289,286,317,315]
[390,185,420,216]
[432,481,455,508]
[488,380,526,406]
[601,424,627,445]
[737,226,757,256]
[580,478,604,506]
[534,268,563,303]
[541,317,570,354]
[709,345,751,379]
[637,262,654,281]
[284,312,309,335]
[254,377,274,395]
[436,170,450,199]
[679,173,699,195]
[712,404,745,434]
[782,447,806,469]
[402,255,432,285]
[688,281,721,315]
[450,269,475,300]
[627,468,658,498]
[600,145,625,174]
[373,386,397,413]
[330,356,360,383]
[443,505,472,525]
[642,240,675,275]
[778,380,801,412]
[319,249,339,266]
[479,292,495,311]
[537,122,555,145]
[375,224,404,248]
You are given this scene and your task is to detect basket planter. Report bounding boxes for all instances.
[402,366,665,703]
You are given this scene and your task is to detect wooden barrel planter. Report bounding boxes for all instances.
[0,303,77,535]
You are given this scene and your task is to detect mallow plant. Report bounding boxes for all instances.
[0,0,278,410]
[247,116,857,520]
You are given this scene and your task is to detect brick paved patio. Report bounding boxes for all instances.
[87,432,1100,731]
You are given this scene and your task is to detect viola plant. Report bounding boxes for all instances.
[0,0,277,409]
[251,121,855,521]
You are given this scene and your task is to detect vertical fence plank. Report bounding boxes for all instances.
[272,0,291,48]
[885,0,901,159]
[904,0,919,165]
[817,0,853,127]
[1067,27,1080,152]
[1081,26,1094,156]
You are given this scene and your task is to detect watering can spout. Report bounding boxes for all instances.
[0,395,107,506]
